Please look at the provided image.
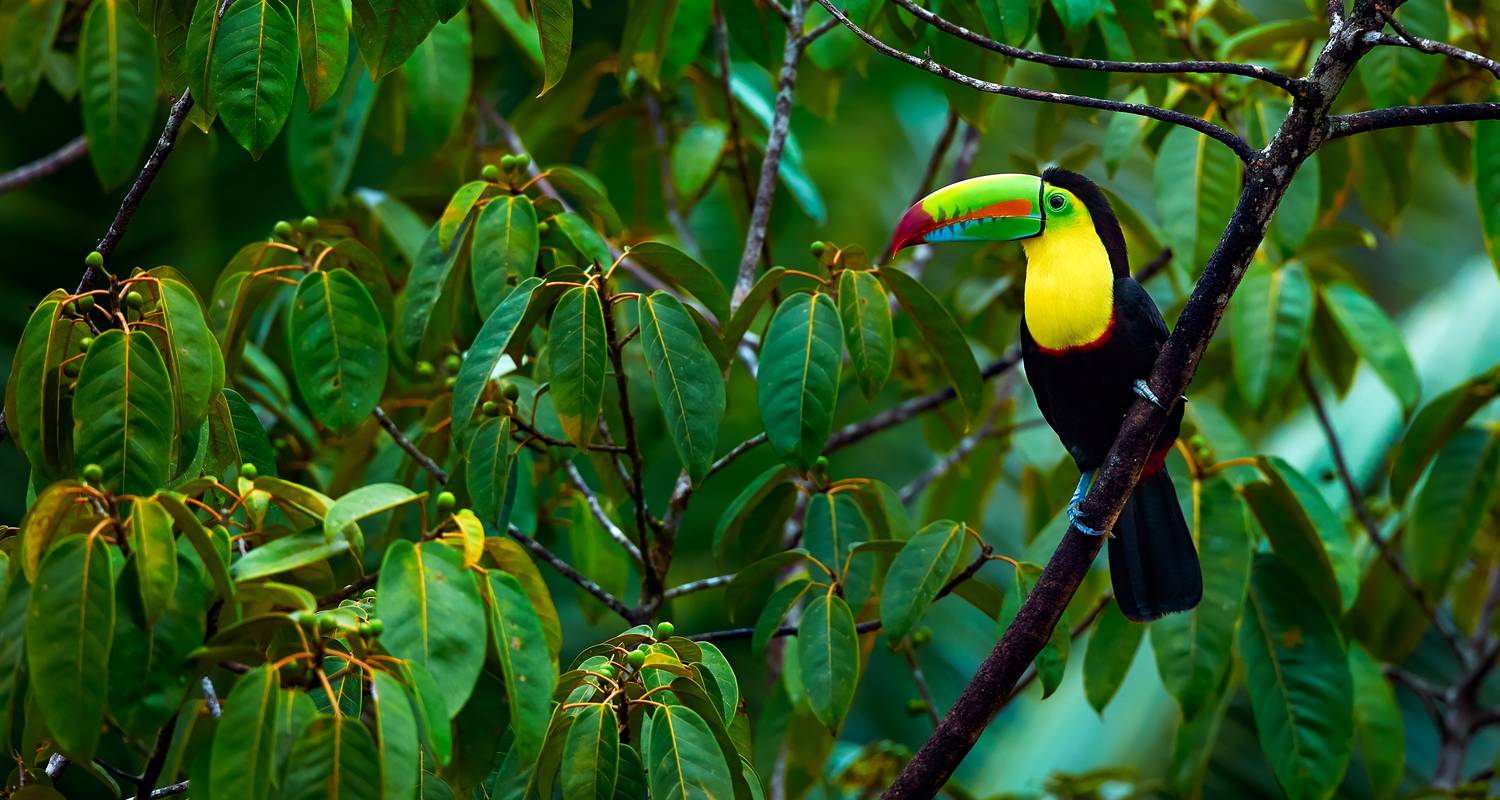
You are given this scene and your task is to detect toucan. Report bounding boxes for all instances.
[890,167,1202,622]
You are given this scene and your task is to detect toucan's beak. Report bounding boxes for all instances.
[888,173,1045,258]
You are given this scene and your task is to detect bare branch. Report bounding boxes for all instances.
[566,462,645,565]
[507,524,634,621]
[827,351,1022,452]
[663,574,733,599]
[1366,7,1500,79]
[372,405,450,485]
[900,643,942,726]
[1327,102,1500,138]
[811,0,1259,161]
[713,0,772,274]
[893,0,1304,94]
[799,14,841,47]
[0,135,86,195]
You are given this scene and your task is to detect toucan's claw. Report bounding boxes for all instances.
[1133,379,1165,410]
[1067,470,1112,538]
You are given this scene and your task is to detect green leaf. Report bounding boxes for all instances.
[74,329,175,495]
[548,286,606,447]
[351,0,437,78]
[879,519,962,644]
[451,277,546,449]
[400,661,453,766]
[723,266,785,351]
[127,495,178,624]
[213,0,298,158]
[546,166,624,235]
[8,292,88,482]
[645,705,736,800]
[403,10,471,148]
[628,242,732,324]
[25,534,113,759]
[1476,120,1500,275]
[156,491,235,600]
[371,670,421,800]
[466,416,514,524]
[532,0,571,94]
[1357,0,1444,107]
[325,483,420,539]
[754,579,808,656]
[695,641,739,722]
[400,221,470,361]
[713,467,797,567]
[1152,124,1240,275]
[280,715,383,799]
[758,292,843,468]
[804,491,873,608]
[79,0,159,188]
[288,268,390,430]
[1229,260,1314,410]
[638,291,727,483]
[184,0,225,123]
[0,575,26,735]
[879,267,982,426]
[149,277,222,451]
[1238,552,1353,800]
[1349,644,1404,800]
[1245,456,1357,614]
[486,570,559,762]
[1320,283,1420,414]
[671,120,727,201]
[378,541,486,714]
[288,64,377,214]
[440,180,487,250]
[796,591,859,731]
[562,703,619,800]
[980,0,1041,47]
[1272,154,1320,255]
[1406,427,1500,589]
[1150,474,1252,719]
[209,666,285,798]
[230,530,350,580]
[472,194,540,318]
[3,0,66,109]
[996,561,1069,692]
[207,388,279,479]
[1082,600,1143,714]
[554,210,614,267]
[296,0,347,108]
[837,270,894,400]
[1388,364,1500,504]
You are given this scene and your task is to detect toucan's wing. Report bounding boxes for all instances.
[1114,276,1169,347]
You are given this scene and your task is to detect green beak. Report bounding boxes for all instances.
[889,173,1045,257]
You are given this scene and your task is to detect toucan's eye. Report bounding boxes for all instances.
[1047,193,1068,212]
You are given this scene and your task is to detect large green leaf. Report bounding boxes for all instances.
[1321,283,1419,414]
[288,268,389,431]
[8,291,87,482]
[450,277,546,449]
[638,291,726,483]
[79,0,159,188]
[1406,427,1500,589]
[350,0,437,78]
[1388,364,1500,504]
[324,483,420,539]
[1357,0,1444,107]
[371,670,420,800]
[879,519,962,644]
[147,277,223,458]
[209,666,285,798]
[723,266,785,351]
[1348,644,1404,799]
[2,0,65,109]
[548,285,606,447]
[645,705,736,800]
[562,703,619,800]
[377,541,486,714]
[184,0,224,122]
[532,0,571,94]
[804,491,873,609]
[288,64,376,213]
[1239,552,1353,800]
[1477,120,1500,275]
[400,221,470,361]
[878,267,982,426]
[231,530,351,580]
[1082,599,1144,714]
[280,715,383,799]
[25,534,114,759]
[127,495,178,624]
[400,661,453,766]
[403,10,471,148]
[713,466,797,566]
[671,120,727,201]
[108,554,208,742]
[213,0,298,158]
[206,388,279,479]
[440,180,487,250]
[466,416,514,524]
[1152,124,1240,275]
[1229,260,1314,410]
[296,0,347,107]
[486,569,559,762]
[0,575,26,736]
[1244,456,1356,615]
[156,491,235,600]
[1150,474,1252,719]
[837,269,894,400]
[627,242,731,324]
[758,292,843,468]
[546,166,624,236]
[796,591,859,731]
[73,329,175,495]
[471,194,540,318]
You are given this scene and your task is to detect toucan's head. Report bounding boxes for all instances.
[889,167,1129,276]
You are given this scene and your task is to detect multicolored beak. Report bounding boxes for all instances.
[888,173,1046,258]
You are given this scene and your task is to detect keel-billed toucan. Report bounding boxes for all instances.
[890,168,1202,621]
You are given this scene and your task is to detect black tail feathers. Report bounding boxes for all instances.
[1108,468,1202,622]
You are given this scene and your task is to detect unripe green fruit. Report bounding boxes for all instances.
[627,649,646,667]
[84,251,104,268]
[82,463,103,483]
[482,400,500,416]
[274,220,295,239]
[240,462,259,479]
[415,361,436,378]
[363,588,378,599]
[290,610,315,627]
[911,628,933,647]
[810,241,827,257]
[814,456,830,471]
[367,619,384,635]
[317,615,337,633]
[906,699,930,715]
[500,381,520,401]
[654,621,675,638]
[63,361,79,378]
[598,664,616,679]
[444,375,457,389]
[636,643,649,652]
[444,354,462,372]
[481,164,501,181]
[500,155,518,170]
[514,153,531,169]
[125,290,144,309]
[77,295,95,311]
[300,216,319,231]
[537,221,550,235]
[436,491,457,512]
[79,336,94,349]
[1188,434,1207,448]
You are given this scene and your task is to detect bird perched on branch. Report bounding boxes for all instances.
[890,168,1201,621]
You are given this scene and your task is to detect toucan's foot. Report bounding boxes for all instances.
[1133,379,1165,409]
[1067,470,1111,538]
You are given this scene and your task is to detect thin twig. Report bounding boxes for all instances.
[1366,7,1500,79]
[0,135,86,195]
[827,351,1023,452]
[663,574,733,600]
[713,0,772,274]
[1327,102,1500,138]
[566,462,645,564]
[507,525,634,621]
[599,279,662,606]
[373,406,449,485]
[128,780,190,799]
[201,677,221,718]
[512,414,626,453]
[900,412,1001,504]
[901,644,942,727]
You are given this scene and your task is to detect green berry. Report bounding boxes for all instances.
[444,375,457,389]
[77,295,95,311]
[415,361,436,378]
[240,462,259,480]
[500,155,518,171]
[514,153,531,169]
[911,628,933,647]
[273,220,295,239]
[436,491,457,513]
[814,456,830,472]
[290,610,315,627]
[318,615,338,633]
[654,621,675,638]
[627,649,646,667]
[124,290,144,309]
[905,699,930,716]
[79,336,94,349]
[63,360,79,378]
[368,619,384,635]
[444,354,462,372]
[481,164,501,181]
[635,643,649,652]
[537,221,550,235]
[357,622,372,636]
[1188,434,1207,448]
[598,664,616,679]
[810,241,827,258]
[84,251,104,268]
[363,588,378,599]
[300,216,319,231]
[482,400,500,416]
[500,380,520,401]
[82,463,103,483]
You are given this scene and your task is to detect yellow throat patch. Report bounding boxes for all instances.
[1021,193,1115,351]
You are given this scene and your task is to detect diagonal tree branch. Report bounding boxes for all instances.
[1326,101,1500,138]
[0,135,87,195]
[811,0,1260,161]
[893,0,1305,94]
[1365,7,1500,79]
[373,405,450,485]
[566,462,645,565]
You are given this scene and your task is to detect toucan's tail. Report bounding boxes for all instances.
[1108,465,1202,622]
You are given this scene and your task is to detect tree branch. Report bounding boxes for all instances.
[372,405,449,485]
[506,524,635,621]
[893,0,1305,94]
[1365,7,1500,79]
[0,135,86,195]
[810,0,1259,162]
[663,574,733,600]
[713,0,773,274]
[827,351,1022,452]
[565,462,645,564]
[1326,102,1500,138]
